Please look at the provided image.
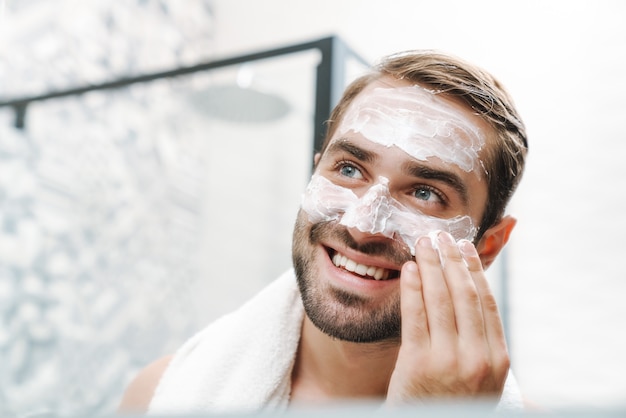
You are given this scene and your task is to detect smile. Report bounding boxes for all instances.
[330,250,399,281]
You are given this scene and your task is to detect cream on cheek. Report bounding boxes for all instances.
[301,174,477,255]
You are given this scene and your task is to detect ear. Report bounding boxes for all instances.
[314,152,322,167]
[475,215,517,269]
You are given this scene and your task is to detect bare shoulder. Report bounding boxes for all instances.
[118,355,173,414]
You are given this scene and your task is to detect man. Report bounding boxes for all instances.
[119,50,528,414]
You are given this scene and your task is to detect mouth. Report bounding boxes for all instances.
[327,248,400,281]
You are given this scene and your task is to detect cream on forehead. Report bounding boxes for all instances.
[301,174,477,255]
[335,85,486,173]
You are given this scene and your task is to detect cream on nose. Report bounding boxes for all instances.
[340,177,395,238]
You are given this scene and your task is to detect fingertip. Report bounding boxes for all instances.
[458,239,477,257]
[400,261,425,312]
[402,260,418,274]
[417,235,433,249]
[458,239,483,271]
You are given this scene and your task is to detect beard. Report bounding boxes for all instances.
[291,209,412,343]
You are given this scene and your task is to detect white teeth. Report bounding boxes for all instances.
[331,252,391,280]
[345,259,357,272]
[355,264,368,275]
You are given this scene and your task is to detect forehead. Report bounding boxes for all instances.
[334,77,488,174]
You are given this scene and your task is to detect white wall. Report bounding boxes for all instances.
[207,0,626,409]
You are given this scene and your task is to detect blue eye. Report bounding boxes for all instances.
[414,187,440,202]
[339,164,363,179]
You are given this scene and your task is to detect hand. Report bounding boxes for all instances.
[386,231,510,404]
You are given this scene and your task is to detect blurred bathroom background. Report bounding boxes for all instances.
[0,0,625,416]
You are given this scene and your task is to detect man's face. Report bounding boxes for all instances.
[292,77,492,343]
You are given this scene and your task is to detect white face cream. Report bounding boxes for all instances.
[336,85,486,175]
[302,174,477,254]
[301,84,484,252]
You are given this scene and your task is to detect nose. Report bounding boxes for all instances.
[345,225,390,243]
[339,178,395,239]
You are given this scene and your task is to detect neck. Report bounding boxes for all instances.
[290,316,399,404]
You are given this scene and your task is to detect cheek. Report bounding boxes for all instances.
[300,174,356,224]
[390,210,477,255]
[292,210,312,248]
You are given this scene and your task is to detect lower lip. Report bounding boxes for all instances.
[320,247,398,293]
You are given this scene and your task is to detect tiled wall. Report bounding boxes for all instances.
[0,1,216,415]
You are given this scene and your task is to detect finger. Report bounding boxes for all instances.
[399,260,430,349]
[438,234,486,343]
[459,240,509,368]
[414,235,456,346]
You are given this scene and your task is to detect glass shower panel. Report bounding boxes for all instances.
[182,50,319,320]
[0,49,318,416]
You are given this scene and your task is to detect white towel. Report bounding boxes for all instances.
[149,270,304,414]
[149,269,524,414]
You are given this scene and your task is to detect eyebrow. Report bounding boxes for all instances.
[326,138,470,206]
[402,161,470,206]
[325,138,378,164]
